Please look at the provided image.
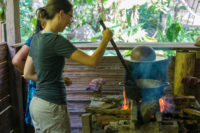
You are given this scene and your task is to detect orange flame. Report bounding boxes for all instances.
[121,89,130,110]
[159,97,167,113]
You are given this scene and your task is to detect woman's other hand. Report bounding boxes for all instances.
[64,77,72,86]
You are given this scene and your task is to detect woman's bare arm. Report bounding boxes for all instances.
[70,28,113,67]
[24,56,37,81]
[12,45,30,73]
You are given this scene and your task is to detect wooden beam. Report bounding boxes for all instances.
[6,0,21,45]
[11,42,200,50]
[72,42,200,50]
[5,0,24,133]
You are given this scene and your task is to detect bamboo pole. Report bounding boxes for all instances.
[174,52,196,96]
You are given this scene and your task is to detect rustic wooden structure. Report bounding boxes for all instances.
[0,0,24,133]
[1,0,200,133]
[62,43,200,132]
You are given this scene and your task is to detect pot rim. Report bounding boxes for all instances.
[123,54,168,63]
[136,79,169,89]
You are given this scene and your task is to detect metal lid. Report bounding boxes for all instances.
[124,54,168,63]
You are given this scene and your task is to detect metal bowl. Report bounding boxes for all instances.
[130,45,156,61]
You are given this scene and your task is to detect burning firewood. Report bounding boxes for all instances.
[139,101,158,123]
[90,96,123,103]
[182,108,200,120]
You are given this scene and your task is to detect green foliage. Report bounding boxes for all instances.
[156,14,200,43]
[138,4,160,31]
[19,1,36,42]
[166,23,181,42]
[0,6,3,16]
[19,0,200,57]
[0,4,5,21]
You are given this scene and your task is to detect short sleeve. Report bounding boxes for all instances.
[54,35,77,58]
[29,35,36,57]
[24,36,33,47]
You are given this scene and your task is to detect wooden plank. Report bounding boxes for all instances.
[0,42,7,62]
[0,106,12,133]
[0,95,10,112]
[12,42,200,50]
[73,42,200,50]
[81,113,92,133]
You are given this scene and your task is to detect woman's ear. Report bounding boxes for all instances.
[41,21,46,29]
[59,10,65,18]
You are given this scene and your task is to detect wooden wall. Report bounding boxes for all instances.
[64,56,125,132]
[0,42,12,133]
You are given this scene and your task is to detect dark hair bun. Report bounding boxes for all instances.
[36,8,49,20]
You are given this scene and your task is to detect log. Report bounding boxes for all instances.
[85,107,130,115]
[182,108,200,119]
[174,52,196,96]
[88,102,118,110]
[140,101,158,123]
[173,96,196,111]
[90,96,123,103]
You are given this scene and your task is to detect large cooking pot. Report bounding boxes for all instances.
[124,54,169,81]
[124,79,169,101]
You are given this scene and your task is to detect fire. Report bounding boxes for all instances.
[159,98,166,113]
[121,89,130,110]
[159,95,175,113]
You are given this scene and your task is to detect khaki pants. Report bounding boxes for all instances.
[29,97,71,133]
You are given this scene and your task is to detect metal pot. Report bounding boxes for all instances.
[124,54,169,82]
[122,79,169,101]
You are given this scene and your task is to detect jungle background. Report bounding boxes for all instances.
[1,0,200,55]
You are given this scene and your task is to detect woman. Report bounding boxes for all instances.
[24,0,113,132]
[12,19,72,127]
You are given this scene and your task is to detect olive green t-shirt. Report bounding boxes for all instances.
[29,32,77,105]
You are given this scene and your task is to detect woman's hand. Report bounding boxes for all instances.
[64,77,72,86]
[102,28,113,42]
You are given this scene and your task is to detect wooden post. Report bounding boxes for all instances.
[6,0,24,133]
[195,51,200,78]
[82,113,92,133]
[0,22,2,42]
[174,52,196,96]
[6,0,21,44]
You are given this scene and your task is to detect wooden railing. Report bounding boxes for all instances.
[11,42,200,51]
